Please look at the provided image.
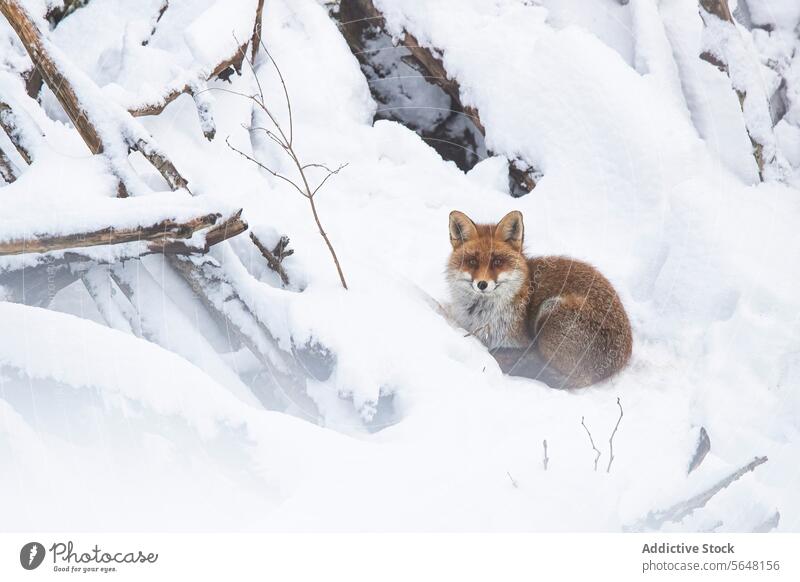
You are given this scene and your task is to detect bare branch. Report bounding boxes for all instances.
[134,138,190,191]
[311,162,348,197]
[225,137,307,197]
[581,416,602,471]
[607,397,623,473]
[260,40,294,147]
[0,211,245,256]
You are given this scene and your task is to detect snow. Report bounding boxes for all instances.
[1,0,799,532]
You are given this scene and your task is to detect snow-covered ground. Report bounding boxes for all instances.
[1,0,799,531]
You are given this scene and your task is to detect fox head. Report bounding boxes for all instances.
[447,210,528,298]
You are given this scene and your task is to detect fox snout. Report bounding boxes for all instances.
[471,277,496,293]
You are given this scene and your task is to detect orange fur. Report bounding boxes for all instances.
[447,210,632,389]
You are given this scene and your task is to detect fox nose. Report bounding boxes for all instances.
[477,280,488,291]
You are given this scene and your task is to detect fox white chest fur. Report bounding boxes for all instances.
[447,268,528,349]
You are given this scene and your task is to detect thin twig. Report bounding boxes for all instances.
[222,45,349,289]
[581,416,601,471]
[311,163,348,196]
[226,137,306,197]
[260,40,293,147]
[543,439,549,471]
[607,397,623,473]
[506,471,519,488]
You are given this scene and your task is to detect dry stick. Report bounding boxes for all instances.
[250,232,290,285]
[542,439,549,471]
[223,42,349,289]
[607,397,623,473]
[581,416,602,471]
[506,471,519,488]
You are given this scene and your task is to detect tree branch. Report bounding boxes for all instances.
[0,211,245,256]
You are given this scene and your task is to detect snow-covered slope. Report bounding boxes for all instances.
[1,0,798,531]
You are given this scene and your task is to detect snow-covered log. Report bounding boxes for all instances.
[1,0,191,196]
[0,147,19,184]
[0,209,246,256]
[335,0,538,195]
[0,258,83,307]
[627,456,768,531]
[81,265,141,336]
[2,1,336,410]
[168,254,324,419]
[126,0,266,141]
[0,100,37,165]
[698,0,779,180]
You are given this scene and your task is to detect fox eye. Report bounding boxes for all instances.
[491,256,504,268]
[466,256,478,268]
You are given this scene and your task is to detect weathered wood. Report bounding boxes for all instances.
[0,100,36,165]
[2,0,104,154]
[0,211,244,256]
[0,147,18,183]
[251,0,265,63]
[46,0,91,27]
[699,0,733,22]
[250,232,290,286]
[336,0,536,194]
[134,138,190,191]
[699,0,771,179]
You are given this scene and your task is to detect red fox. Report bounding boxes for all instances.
[446,210,632,389]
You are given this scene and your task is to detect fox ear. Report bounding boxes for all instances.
[495,211,524,251]
[449,211,478,248]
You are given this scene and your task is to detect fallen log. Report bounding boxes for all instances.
[2,0,332,420]
[0,100,37,165]
[0,147,18,183]
[0,210,246,256]
[335,0,538,195]
[699,0,776,180]
[81,265,141,336]
[626,456,768,531]
[126,0,265,140]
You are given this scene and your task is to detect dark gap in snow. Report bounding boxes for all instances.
[333,2,488,172]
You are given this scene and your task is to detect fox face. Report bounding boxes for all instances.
[446,210,531,349]
[447,210,528,297]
